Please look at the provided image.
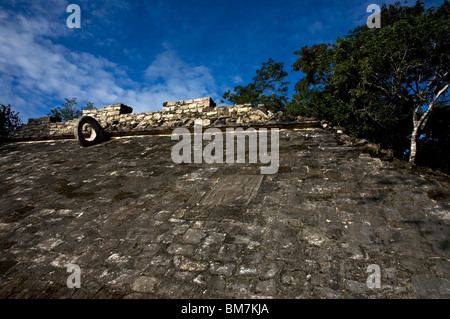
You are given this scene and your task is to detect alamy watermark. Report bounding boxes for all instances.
[367,4,381,29]
[66,264,81,289]
[366,264,381,289]
[66,4,81,29]
[171,120,279,174]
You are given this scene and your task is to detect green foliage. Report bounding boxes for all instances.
[0,104,22,141]
[288,0,449,165]
[84,102,95,110]
[48,98,95,121]
[222,58,289,111]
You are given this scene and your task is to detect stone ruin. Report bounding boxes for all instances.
[8,97,320,142]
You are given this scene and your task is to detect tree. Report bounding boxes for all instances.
[84,102,95,110]
[48,98,95,121]
[0,104,22,141]
[222,58,289,111]
[289,1,449,166]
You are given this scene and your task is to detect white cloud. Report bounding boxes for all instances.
[232,75,243,84]
[0,7,219,120]
[144,50,218,101]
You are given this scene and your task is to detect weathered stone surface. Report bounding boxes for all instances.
[201,175,263,206]
[131,276,162,293]
[0,128,448,299]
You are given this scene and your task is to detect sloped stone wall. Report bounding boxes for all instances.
[9,116,67,140]
[8,97,319,141]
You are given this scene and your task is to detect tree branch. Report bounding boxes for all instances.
[417,82,450,130]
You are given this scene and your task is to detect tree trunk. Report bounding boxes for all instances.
[408,83,449,166]
[409,125,419,165]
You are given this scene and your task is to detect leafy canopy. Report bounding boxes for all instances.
[48,98,95,121]
[0,104,22,141]
[222,58,289,112]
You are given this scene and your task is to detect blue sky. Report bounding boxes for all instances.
[0,0,445,121]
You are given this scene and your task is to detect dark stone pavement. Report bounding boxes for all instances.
[0,128,449,298]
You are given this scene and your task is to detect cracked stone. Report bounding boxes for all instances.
[236,266,258,276]
[209,262,235,276]
[167,243,194,256]
[256,279,277,295]
[131,276,162,293]
[260,261,284,279]
[183,228,206,244]
[178,257,209,272]
[216,244,240,261]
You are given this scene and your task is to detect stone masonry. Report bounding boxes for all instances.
[1,96,449,299]
[0,126,449,298]
[8,97,318,141]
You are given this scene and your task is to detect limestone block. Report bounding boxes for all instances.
[249,114,262,122]
[237,107,250,113]
[163,106,175,112]
[250,109,269,120]
[216,107,227,115]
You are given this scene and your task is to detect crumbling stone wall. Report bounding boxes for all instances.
[8,116,68,140]
[8,97,318,141]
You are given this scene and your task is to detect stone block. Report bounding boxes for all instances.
[27,116,61,125]
[209,262,235,276]
[131,276,162,293]
[237,107,250,113]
